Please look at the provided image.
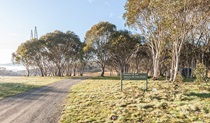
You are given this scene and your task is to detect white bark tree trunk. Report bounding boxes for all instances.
[151,46,160,79]
[173,55,179,82]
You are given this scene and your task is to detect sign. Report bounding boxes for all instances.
[120,73,148,91]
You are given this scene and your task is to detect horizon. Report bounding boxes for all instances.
[0,0,134,64]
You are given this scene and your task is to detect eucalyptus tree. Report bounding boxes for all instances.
[130,34,151,73]
[64,31,83,76]
[123,0,166,79]
[133,44,151,73]
[12,41,32,76]
[23,39,46,76]
[40,30,81,76]
[77,44,88,76]
[84,21,116,77]
[107,30,139,73]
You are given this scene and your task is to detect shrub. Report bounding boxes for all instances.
[174,73,183,83]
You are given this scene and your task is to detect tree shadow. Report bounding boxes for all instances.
[91,76,120,80]
[64,76,90,79]
[183,77,195,82]
[0,82,69,101]
[188,92,210,98]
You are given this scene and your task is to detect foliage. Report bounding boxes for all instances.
[174,73,183,83]
[12,40,35,76]
[194,63,206,84]
[84,21,116,77]
[40,30,82,76]
[128,43,151,74]
[13,30,84,77]
[107,30,139,73]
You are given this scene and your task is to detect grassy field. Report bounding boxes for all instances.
[0,76,64,99]
[60,76,210,123]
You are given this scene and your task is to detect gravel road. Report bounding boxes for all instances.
[0,79,82,123]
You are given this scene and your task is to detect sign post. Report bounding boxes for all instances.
[120,72,123,91]
[146,78,148,91]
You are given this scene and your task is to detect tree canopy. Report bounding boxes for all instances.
[84,21,116,76]
[13,30,83,77]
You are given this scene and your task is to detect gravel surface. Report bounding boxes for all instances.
[0,79,82,123]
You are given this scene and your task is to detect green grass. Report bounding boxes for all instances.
[60,77,210,123]
[0,76,64,99]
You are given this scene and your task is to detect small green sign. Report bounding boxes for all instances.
[120,73,148,91]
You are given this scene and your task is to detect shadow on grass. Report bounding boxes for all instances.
[0,83,39,98]
[183,77,195,82]
[91,76,155,81]
[91,76,120,80]
[0,82,70,100]
[49,75,87,79]
[188,92,210,98]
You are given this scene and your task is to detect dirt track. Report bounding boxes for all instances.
[0,79,82,123]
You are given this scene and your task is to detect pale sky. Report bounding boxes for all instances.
[0,0,130,64]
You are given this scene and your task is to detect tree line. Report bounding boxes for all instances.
[12,23,146,77]
[12,0,209,81]
[12,31,85,77]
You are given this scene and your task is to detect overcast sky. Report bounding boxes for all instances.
[0,0,132,64]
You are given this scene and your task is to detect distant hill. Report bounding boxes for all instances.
[0,63,25,72]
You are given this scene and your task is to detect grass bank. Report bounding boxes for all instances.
[60,77,210,123]
[0,76,65,99]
